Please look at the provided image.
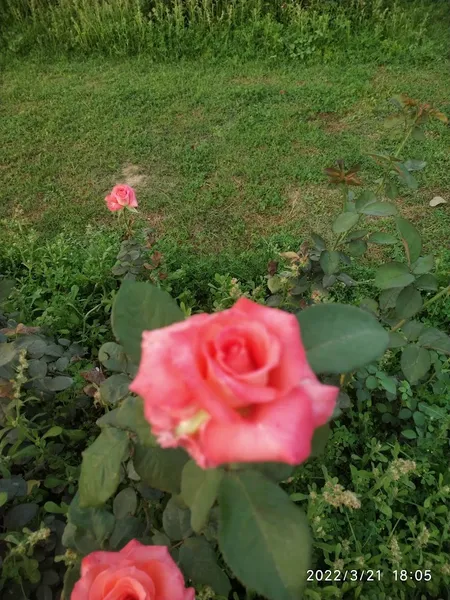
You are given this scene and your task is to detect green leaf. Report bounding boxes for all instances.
[396,164,418,189]
[311,233,326,251]
[402,320,424,342]
[0,477,27,499]
[112,281,184,363]
[152,531,171,546]
[359,297,379,315]
[359,202,398,217]
[395,285,423,320]
[96,396,156,447]
[113,488,138,519]
[296,304,389,374]
[418,328,450,355]
[401,429,417,440]
[162,496,192,541]
[355,190,377,212]
[179,537,231,597]
[396,218,422,265]
[388,332,407,348]
[133,444,188,494]
[99,374,130,406]
[67,493,115,541]
[413,411,426,427]
[320,251,340,275]
[401,345,431,384]
[379,288,401,310]
[385,180,398,200]
[4,503,39,530]
[310,423,331,457]
[347,240,367,257]
[374,262,415,290]
[44,376,73,392]
[414,274,438,291]
[79,427,129,508]
[267,275,282,294]
[404,159,426,171]
[44,501,67,514]
[367,232,397,245]
[218,470,311,600]
[398,408,412,419]
[377,372,397,395]
[0,491,8,507]
[411,255,434,275]
[0,279,15,304]
[365,375,378,390]
[42,426,63,440]
[181,461,223,533]
[98,342,128,372]
[417,402,445,419]
[332,212,359,234]
[411,127,426,141]
[28,359,48,379]
[346,229,368,241]
[252,463,294,483]
[109,516,145,550]
[0,342,18,367]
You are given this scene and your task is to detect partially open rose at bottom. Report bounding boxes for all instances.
[71,540,195,600]
[130,297,339,469]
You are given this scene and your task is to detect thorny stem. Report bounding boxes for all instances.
[390,283,450,332]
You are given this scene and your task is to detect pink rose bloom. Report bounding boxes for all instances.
[71,540,195,600]
[130,298,338,469]
[105,184,138,212]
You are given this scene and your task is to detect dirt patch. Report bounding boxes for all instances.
[122,164,147,188]
[273,184,341,240]
[145,211,167,235]
[291,141,320,155]
[366,243,392,263]
[395,197,428,224]
[231,175,246,191]
[307,112,348,133]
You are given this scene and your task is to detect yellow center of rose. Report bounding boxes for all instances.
[175,410,210,437]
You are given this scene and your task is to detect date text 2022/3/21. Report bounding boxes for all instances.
[307,569,432,583]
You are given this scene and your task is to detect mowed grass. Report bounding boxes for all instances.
[2,58,450,260]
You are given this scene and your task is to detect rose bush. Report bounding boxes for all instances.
[71,540,195,600]
[129,297,338,468]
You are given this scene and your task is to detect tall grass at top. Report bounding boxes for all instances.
[1,0,448,62]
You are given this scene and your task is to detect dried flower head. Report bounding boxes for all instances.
[334,559,344,571]
[415,525,430,548]
[324,160,362,186]
[322,481,361,510]
[389,459,416,481]
[389,536,402,565]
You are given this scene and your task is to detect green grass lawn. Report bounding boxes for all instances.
[2,58,450,259]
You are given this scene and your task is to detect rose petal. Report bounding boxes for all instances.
[231,298,316,391]
[200,387,317,467]
[298,379,339,426]
[105,194,123,212]
[90,566,155,600]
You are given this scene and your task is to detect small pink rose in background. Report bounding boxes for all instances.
[105,184,138,212]
[130,297,339,469]
[71,540,195,600]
